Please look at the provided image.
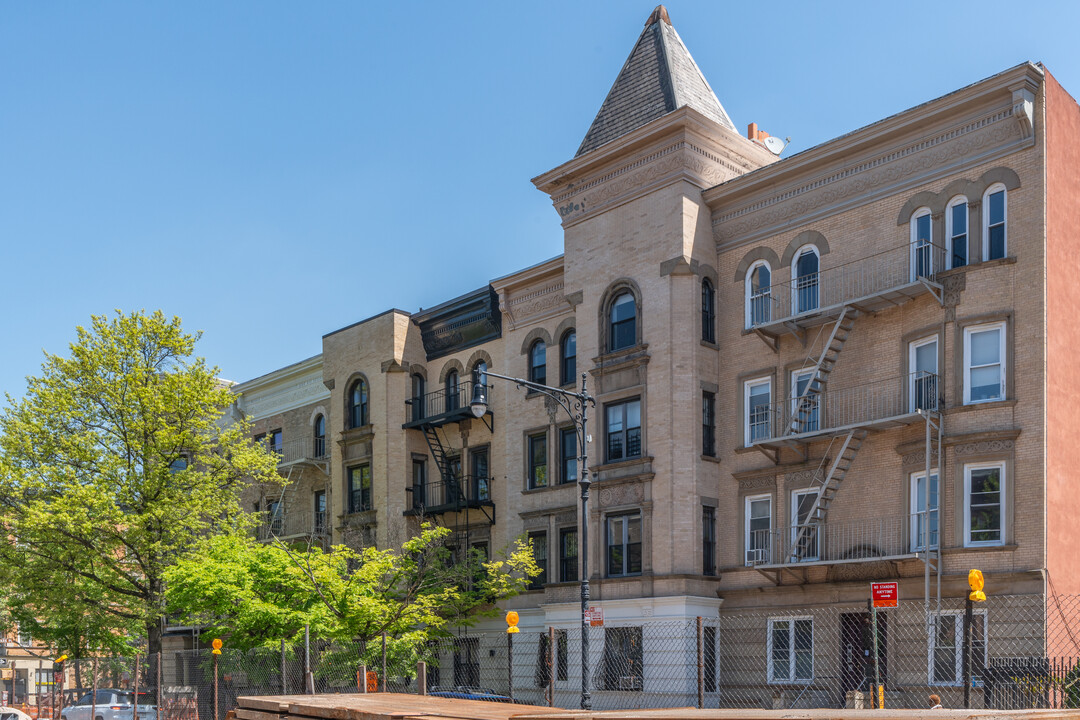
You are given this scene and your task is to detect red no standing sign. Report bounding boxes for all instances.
[871,581,898,608]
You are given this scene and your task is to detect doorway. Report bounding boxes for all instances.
[840,611,888,698]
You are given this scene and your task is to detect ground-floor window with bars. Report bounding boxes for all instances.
[930,610,987,685]
[768,617,813,683]
[602,626,643,691]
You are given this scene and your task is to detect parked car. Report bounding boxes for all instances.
[0,706,33,720]
[59,690,156,720]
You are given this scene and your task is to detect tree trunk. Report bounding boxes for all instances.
[147,620,162,657]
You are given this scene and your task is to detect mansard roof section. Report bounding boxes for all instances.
[412,285,502,361]
[576,5,735,157]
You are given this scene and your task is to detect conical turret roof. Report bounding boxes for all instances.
[576,6,735,157]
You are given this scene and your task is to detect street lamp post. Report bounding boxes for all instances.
[469,369,596,710]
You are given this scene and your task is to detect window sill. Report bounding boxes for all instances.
[700,339,719,351]
[946,399,1017,414]
[342,509,377,524]
[937,256,1016,279]
[943,543,1016,555]
[701,454,721,464]
[342,424,375,442]
[591,343,650,371]
[522,482,577,495]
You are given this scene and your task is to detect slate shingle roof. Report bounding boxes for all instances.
[576,5,735,157]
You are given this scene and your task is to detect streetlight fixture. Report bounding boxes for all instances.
[469,368,596,710]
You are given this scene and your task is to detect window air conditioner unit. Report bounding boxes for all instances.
[617,675,642,691]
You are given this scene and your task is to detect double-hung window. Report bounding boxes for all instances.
[528,433,548,489]
[529,341,547,385]
[984,186,1007,260]
[745,494,772,565]
[269,429,283,455]
[768,617,813,683]
[947,197,968,268]
[910,209,934,279]
[701,279,716,343]
[559,528,578,582]
[791,489,819,561]
[528,531,547,589]
[745,378,772,445]
[702,506,716,576]
[965,462,1004,547]
[793,246,820,315]
[930,611,987,685]
[348,464,372,513]
[606,513,642,577]
[609,292,637,352]
[964,323,1005,404]
[790,370,819,433]
[559,427,577,484]
[910,470,939,552]
[606,399,641,462]
[560,331,576,386]
[746,261,772,328]
[702,391,716,457]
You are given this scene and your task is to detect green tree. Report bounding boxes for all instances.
[163,524,539,659]
[0,310,281,656]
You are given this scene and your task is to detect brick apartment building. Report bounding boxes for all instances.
[205,5,1080,705]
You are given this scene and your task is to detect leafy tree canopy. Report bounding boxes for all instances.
[0,310,281,655]
[164,524,539,658]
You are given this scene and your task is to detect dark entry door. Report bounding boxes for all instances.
[840,612,888,697]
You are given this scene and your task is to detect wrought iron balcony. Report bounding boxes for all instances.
[748,372,938,449]
[745,512,939,568]
[403,379,492,429]
[747,242,946,335]
[276,437,330,466]
[406,475,493,515]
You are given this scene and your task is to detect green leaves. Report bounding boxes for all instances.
[164,524,539,653]
[0,310,282,656]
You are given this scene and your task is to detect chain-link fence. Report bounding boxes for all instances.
[39,593,1080,717]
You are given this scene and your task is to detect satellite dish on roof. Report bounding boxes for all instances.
[763,136,786,155]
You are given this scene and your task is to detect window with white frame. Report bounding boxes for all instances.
[745,260,772,328]
[745,378,772,445]
[964,322,1005,404]
[983,184,1007,261]
[745,494,772,565]
[946,196,968,269]
[930,610,987,685]
[792,246,820,315]
[790,370,819,433]
[768,617,813,683]
[965,462,1004,547]
[910,469,939,552]
[909,336,938,412]
[910,208,934,280]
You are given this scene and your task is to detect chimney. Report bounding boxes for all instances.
[747,122,770,143]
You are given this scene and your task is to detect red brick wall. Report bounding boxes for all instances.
[1044,69,1080,600]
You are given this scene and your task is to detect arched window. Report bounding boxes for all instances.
[411,374,425,422]
[745,261,772,328]
[983,184,1007,260]
[445,369,460,412]
[792,245,819,314]
[348,379,368,429]
[529,340,547,385]
[560,330,577,386]
[909,208,933,280]
[701,279,716,343]
[609,292,637,352]
[946,197,969,269]
[313,414,326,457]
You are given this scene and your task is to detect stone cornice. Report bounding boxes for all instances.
[706,63,1043,249]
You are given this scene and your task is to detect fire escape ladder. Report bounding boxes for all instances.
[420,425,461,516]
[789,429,867,562]
[789,307,859,434]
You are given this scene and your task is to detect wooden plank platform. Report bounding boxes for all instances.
[238,694,1080,720]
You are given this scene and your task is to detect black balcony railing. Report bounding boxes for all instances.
[408,475,492,514]
[404,380,491,426]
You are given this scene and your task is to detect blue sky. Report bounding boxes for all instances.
[2,1,1078,399]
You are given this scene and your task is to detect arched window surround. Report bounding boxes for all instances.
[744,260,773,329]
[560,329,577,387]
[945,196,969,269]
[982,183,1008,261]
[347,377,369,429]
[790,244,820,316]
[599,279,642,355]
[529,339,547,385]
[909,207,933,281]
